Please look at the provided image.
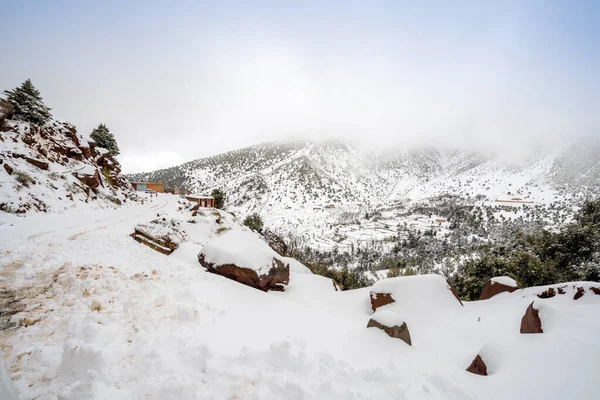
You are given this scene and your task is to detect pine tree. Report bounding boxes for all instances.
[211,188,226,209]
[90,123,120,156]
[2,79,52,125]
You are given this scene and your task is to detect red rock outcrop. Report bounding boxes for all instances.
[537,287,556,299]
[466,354,488,376]
[369,292,395,312]
[3,163,13,175]
[520,301,543,334]
[73,169,102,189]
[366,318,412,346]
[479,279,519,300]
[447,279,464,306]
[25,157,49,170]
[573,287,585,300]
[198,253,290,292]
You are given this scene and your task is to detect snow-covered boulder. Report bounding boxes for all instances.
[369,274,463,314]
[367,310,412,346]
[132,217,187,255]
[198,229,290,291]
[520,301,543,334]
[479,276,519,300]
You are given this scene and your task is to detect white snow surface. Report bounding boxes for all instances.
[201,228,286,276]
[491,276,518,287]
[370,310,405,327]
[0,194,599,399]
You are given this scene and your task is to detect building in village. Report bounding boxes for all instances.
[185,195,215,208]
[131,182,164,193]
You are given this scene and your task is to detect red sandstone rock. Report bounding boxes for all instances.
[447,279,464,306]
[369,292,395,312]
[366,317,412,346]
[25,157,49,170]
[520,301,543,334]
[479,278,519,300]
[198,253,290,292]
[573,287,585,300]
[466,354,488,376]
[3,163,13,175]
[537,287,556,299]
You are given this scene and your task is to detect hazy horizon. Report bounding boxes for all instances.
[1,1,599,173]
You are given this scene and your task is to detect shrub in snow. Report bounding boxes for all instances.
[243,213,264,232]
[13,169,34,187]
[2,79,52,125]
[198,229,290,291]
[211,188,226,209]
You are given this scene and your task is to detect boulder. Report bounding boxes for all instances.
[369,274,464,315]
[132,218,187,255]
[366,310,412,346]
[198,229,290,292]
[466,354,488,376]
[369,292,395,312]
[479,276,519,300]
[0,100,14,126]
[520,301,543,334]
[537,287,556,299]
[3,163,13,175]
[73,169,102,189]
[25,157,49,170]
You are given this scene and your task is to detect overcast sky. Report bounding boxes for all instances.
[1,1,599,173]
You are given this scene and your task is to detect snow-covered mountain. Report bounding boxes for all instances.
[128,138,600,246]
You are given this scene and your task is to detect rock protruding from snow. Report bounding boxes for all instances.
[198,229,290,291]
[367,310,412,346]
[520,301,543,334]
[479,276,519,300]
[369,274,463,315]
[369,292,395,312]
[466,354,488,376]
[132,217,187,255]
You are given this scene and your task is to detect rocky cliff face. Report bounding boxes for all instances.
[0,117,134,214]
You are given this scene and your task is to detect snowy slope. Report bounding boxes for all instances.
[1,193,599,399]
[1,119,135,214]
[128,138,600,251]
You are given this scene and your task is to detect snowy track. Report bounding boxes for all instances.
[1,194,599,399]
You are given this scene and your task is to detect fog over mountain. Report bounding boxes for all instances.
[1,1,599,173]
